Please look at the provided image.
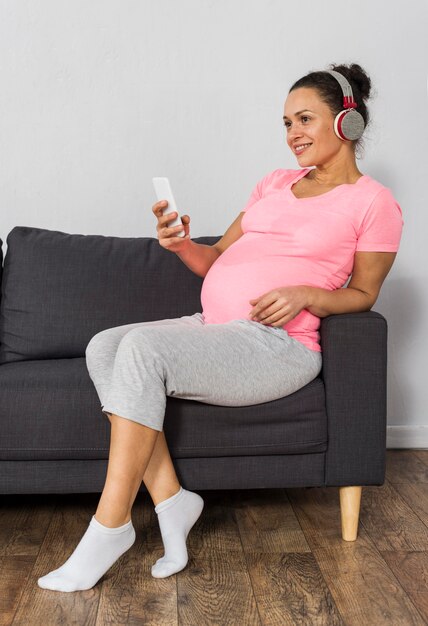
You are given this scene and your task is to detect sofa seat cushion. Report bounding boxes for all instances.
[0,359,327,461]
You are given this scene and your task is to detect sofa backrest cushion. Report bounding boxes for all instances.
[0,227,220,364]
[0,237,3,308]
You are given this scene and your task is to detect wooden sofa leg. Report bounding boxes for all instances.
[339,486,362,541]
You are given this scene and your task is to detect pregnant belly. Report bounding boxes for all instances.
[200,255,321,340]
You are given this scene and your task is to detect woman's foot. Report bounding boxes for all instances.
[37,516,136,592]
[151,487,204,578]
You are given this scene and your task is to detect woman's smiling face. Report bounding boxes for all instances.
[283,87,351,165]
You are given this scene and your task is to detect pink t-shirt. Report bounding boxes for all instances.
[200,167,404,352]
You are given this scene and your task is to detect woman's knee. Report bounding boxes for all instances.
[113,328,168,379]
[85,328,119,365]
[116,327,159,352]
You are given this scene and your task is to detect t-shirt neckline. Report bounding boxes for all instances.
[287,167,367,200]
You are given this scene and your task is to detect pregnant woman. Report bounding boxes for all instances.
[38,62,404,592]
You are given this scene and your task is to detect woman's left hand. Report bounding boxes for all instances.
[249,286,310,327]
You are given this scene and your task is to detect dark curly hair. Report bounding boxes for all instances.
[289,63,373,159]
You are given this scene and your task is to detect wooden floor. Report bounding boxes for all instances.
[1,449,428,625]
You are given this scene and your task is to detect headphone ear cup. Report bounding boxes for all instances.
[334,109,365,141]
[333,111,347,141]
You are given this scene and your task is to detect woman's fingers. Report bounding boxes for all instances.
[152,202,191,252]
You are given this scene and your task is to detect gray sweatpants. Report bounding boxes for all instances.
[85,313,322,432]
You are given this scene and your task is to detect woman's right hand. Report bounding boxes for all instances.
[152,200,192,253]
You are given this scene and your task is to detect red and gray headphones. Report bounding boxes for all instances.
[324,70,365,141]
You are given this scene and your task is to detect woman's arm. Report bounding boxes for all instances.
[175,211,245,278]
[175,240,221,278]
[306,251,397,317]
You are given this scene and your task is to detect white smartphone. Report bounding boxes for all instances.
[152,177,185,237]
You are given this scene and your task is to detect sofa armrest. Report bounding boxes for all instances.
[319,310,388,486]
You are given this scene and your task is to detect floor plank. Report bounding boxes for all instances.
[12,495,101,626]
[287,485,427,625]
[177,490,261,626]
[96,497,178,626]
[1,450,428,625]
[235,489,343,625]
[386,450,428,484]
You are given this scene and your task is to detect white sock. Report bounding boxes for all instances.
[151,486,204,578]
[37,515,136,592]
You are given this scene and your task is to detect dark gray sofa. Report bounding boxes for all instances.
[0,226,388,541]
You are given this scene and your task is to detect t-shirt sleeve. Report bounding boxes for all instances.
[356,187,404,252]
[241,169,290,212]
[242,179,263,212]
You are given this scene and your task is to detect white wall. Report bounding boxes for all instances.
[1,0,427,446]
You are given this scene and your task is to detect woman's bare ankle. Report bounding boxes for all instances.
[94,509,132,528]
[151,483,182,507]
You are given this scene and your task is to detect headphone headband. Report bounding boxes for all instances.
[324,69,358,110]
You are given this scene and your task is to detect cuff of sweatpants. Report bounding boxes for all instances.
[101,406,164,431]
